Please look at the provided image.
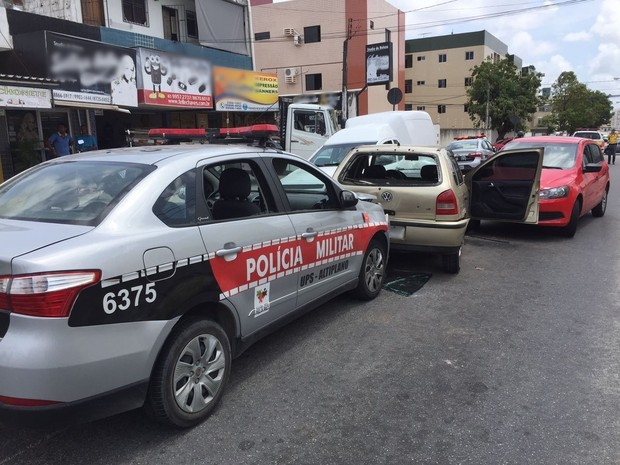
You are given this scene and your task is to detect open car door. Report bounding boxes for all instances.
[465,148,544,223]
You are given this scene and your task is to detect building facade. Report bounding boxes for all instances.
[405,31,522,144]
[0,0,255,179]
[250,0,405,118]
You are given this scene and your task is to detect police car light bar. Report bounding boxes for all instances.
[148,124,279,140]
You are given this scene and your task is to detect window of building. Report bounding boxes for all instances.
[417,106,425,111]
[464,104,469,112]
[304,25,321,44]
[464,77,472,87]
[438,79,447,88]
[186,10,198,38]
[370,20,374,30]
[405,54,413,68]
[254,31,270,41]
[405,80,413,94]
[417,55,425,61]
[438,105,446,114]
[405,103,413,111]
[439,53,447,63]
[417,80,425,86]
[305,73,322,91]
[122,0,147,26]
[465,51,474,60]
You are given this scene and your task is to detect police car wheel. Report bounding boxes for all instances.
[354,238,386,300]
[145,317,231,428]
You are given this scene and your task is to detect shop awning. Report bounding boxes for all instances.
[54,100,131,114]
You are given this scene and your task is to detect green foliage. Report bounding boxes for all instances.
[466,56,543,140]
[549,71,613,133]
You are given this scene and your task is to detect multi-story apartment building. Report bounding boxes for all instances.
[0,0,255,179]
[251,0,405,118]
[405,30,521,144]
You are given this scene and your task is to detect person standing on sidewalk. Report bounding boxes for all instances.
[606,129,618,165]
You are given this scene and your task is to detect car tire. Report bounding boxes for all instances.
[592,188,608,218]
[144,317,231,428]
[466,219,480,232]
[560,199,581,238]
[442,246,461,274]
[354,238,386,300]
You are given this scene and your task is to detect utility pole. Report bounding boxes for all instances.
[342,18,352,122]
[485,83,490,132]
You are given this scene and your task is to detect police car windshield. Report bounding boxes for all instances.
[311,142,375,166]
[0,161,154,225]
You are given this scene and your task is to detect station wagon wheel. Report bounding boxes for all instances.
[354,238,386,300]
[145,317,231,428]
[592,188,608,218]
[442,246,461,274]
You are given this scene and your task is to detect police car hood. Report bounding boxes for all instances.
[0,219,91,272]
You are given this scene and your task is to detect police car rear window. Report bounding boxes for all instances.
[0,161,154,225]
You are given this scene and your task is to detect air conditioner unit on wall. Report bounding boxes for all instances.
[293,35,302,46]
[284,68,298,84]
[283,28,297,36]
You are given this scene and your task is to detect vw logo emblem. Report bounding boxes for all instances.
[381,191,393,202]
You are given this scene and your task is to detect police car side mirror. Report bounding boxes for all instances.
[340,190,358,208]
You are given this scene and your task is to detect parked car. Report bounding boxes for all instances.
[328,144,543,273]
[572,130,606,150]
[0,136,389,428]
[492,137,515,151]
[446,135,496,173]
[502,136,609,237]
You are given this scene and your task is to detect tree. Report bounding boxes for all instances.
[466,56,543,140]
[549,72,612,134]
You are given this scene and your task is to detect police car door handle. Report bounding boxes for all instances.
[216,242,242,262]
[301,229,318,241]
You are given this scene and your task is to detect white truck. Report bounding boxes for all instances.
[279,101,341,159]
[309,111,439,174]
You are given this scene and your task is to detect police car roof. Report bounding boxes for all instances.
[53,144,282,166]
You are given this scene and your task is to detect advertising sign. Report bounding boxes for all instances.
[366,42,393,86]
[136,48,212,108]
[213,67,278,112]
[46,32,138,107]
[0,86,52,109]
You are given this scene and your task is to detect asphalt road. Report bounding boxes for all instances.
[1,169,619,464]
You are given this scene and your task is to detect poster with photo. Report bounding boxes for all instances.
[366,42,392,86]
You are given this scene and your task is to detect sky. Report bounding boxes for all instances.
[388,0,620,107]
[271,0,620,107]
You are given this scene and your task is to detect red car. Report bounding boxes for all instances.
[502,136,609,237]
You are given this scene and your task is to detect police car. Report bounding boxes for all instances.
[0,126,389,428]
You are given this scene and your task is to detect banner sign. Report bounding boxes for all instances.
[46,32,138,107]
[0,86,52,109]
[213,67,278,112]
[366,42,393,86]
[136,48,213,108]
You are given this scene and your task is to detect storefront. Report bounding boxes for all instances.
[0,76,62,180]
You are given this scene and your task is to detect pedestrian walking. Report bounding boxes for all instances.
[46,124,74,157]
[606,129,618,165]
[75,125,98,152]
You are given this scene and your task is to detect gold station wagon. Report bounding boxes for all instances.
[330,145,544,273]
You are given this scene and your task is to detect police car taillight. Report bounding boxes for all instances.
[0,271,100,317]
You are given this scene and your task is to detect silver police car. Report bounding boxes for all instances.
[0,138,388,428]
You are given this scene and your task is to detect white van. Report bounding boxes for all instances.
[308,111,438,175]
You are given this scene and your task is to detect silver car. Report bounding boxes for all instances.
[0,142,388,428]
[446,136,496,172]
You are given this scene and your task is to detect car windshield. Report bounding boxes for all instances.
[503,141,577,169]
[0,161,153,225]
[447,140,479,150]
[340,152,439,185]
[311,142,376,166]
